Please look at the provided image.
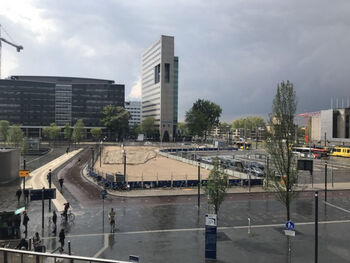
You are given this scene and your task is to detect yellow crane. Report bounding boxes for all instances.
[0,24,23,79]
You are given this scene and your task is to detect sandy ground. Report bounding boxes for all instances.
[93,146,210,181]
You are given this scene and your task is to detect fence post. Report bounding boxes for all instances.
[171,173,173,189]
[141,173,144,189]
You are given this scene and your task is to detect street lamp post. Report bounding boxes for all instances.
[325,161,328,202]
[197,158,201,210]
[100,141,103,168]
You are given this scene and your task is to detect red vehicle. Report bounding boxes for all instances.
[311,148,329,159]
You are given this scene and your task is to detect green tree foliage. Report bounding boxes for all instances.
[205,157,228,215]
[7,125,24,148]
[231,116,266,130]
[91,127,102,141]
[177,122,189,137]
[42,123,61,145]
[0,120,10,145]
[185,99,222,140]
[265,80,298,221]
[64,123,71,141]
[141,116,157,139]
[101,105,130,141]
[72,119,85,144]
[22,137,28,156]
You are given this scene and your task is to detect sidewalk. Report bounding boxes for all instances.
[25,148,83,211]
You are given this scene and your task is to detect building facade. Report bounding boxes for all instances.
[141,35,179,140]
[0,76,124,137]
[125,101,141,127]
[311,108,350,143]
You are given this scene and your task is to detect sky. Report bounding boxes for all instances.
[1,0,350,122]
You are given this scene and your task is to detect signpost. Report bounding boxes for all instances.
[205,214,217,260]
[101,189,107,233]
[284,220,295,237]
[29,188,56,229]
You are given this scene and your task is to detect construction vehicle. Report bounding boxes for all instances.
[0,24,23,78]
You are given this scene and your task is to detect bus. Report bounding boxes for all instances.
[310,148,329,159]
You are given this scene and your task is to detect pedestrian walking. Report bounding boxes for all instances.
[52,211,57,234]
[22,212,29,236]
[58,178,64,192]
[24,189,29,203]
[16,189,22,202]
[108,208,116,233]
[59,229,65,250]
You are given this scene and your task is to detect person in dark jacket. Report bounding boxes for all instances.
[52,211,57,234]
[16,189,22,202]
[24,189,29,203]
[59,229,65,250]
[22,212,29,236]
[15,238,28,250]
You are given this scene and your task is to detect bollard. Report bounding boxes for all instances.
[248,218,251,235]
[68,241,71,255]
[28,238,32,251]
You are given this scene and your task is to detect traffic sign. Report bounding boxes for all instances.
[284,230,296,237]
[30,188,56,201]
[19,170,30,177]
[285,220,295,230]
[205,214,217,227]
[101,189,107,199]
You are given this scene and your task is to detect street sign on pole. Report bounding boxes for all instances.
[285,220,295,230]
[30,188,56,201]
[101,189,107,199]
[19,170,30,177]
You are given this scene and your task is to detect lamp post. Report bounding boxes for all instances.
[100,140,103,168]
[197,157,201,210]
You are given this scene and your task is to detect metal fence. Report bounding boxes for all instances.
[0,247,131,263]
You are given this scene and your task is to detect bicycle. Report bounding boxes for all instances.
[61,210,75,224]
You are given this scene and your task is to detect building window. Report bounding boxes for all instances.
[165,63,170,83]
[154,64,160,84]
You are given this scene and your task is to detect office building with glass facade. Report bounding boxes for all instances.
[0,76,124,137]
[141,35,179,140]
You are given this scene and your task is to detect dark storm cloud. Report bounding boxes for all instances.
[1,0,350,122]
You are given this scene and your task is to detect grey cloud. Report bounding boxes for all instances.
[2,0,350,122]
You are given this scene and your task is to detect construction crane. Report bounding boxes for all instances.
[0,24,23,79]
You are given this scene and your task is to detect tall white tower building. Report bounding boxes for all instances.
[141,35,178,140]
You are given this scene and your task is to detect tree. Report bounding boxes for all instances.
[205,157,228,215]
[0,120,10,145]
[177,122,189,137]
[101,105,130,141]
[72,119,85,144]
[42,123,61,146]
[141,116,157,139]
[91,127,102,142]
[64,123,71,141]
[185,99,222,140]
[265,80,298,221]
[22,137,28,156]
[7,125,24,148]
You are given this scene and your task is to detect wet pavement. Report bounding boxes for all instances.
[2,147,350,262]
